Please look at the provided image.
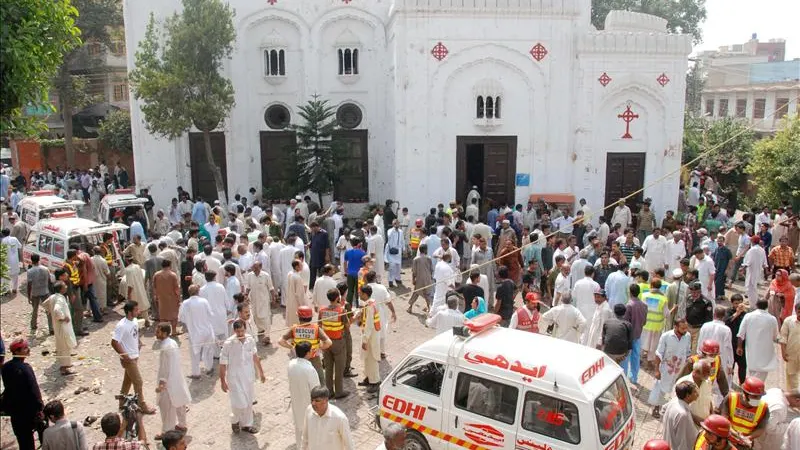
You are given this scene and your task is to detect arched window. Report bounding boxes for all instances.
[264,49,286,76]
[495,96,501,119]
[352,49,359,74]
[278,49,285,75]
[486,97,494,119]
[269,50,278,76]
[476,96,485,118]
[338,48,359,75]
[338,49,344,75]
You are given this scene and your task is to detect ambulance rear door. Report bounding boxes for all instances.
[446,368,519,450]
[381,356,446,449]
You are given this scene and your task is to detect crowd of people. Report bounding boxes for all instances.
[2,165,800,450]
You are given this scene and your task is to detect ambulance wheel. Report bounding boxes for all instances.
[404,430,430,450]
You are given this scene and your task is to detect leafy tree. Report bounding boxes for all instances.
[98,109,132,152]
[54,0,123,166]
[685,61,705,116]
[682,112,703,165]
[0,0,80,136]
[129,0,236,206]
[693,118,755,209]
[591,0,707,43]
[286,96,346,206]
[747,117,800,211]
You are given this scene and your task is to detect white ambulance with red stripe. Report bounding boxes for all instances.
[17,190,84,227]
[377,314,635,450]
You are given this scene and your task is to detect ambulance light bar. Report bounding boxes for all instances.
[50,211,78,218]
[32,190,56,196]
[455,313,502,338]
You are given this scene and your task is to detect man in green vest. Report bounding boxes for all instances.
[641,279,669,366]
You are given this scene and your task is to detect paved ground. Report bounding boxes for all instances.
[0,268,788,450]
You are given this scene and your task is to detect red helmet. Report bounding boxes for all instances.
[741,377,766,396]
[700,339,720,356]
[297,306,314,319]
[642,440,670,450]
[701,414,731,438]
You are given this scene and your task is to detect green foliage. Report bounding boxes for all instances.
[98,109,132,152]
[591,0,707,43]
[0,0,81,136]
[682,112,703,165]
[746,117,800,211]
[129,0,236,139]
[685,62,705,116]
[129,0,236,203]
[40,138,66,150]
[0,242,8,295]
[286,97,347,205]
[694,118,755,208]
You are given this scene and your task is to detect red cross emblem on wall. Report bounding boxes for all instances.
[529,43,548,61]
[431,42,448,61]
[267,0,277,4]
[618,104,639,139]
[342,0,352,3]
[598,72,612,87]
[657,73,670,87]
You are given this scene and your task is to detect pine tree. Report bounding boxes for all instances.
[287,96,346,206]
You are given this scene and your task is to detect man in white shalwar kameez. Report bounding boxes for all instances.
[285,260,307,327]
[358,286,382,393]
[737,299,779,381]
[280,237,300,305]
[384,220,403,286]
[642,229,669,274]
[539,296,586,343]
[431,255,456,315]
[366,272,397,356]
[155,323,192,435]
[648,319,692,418]
[367,226,386,283]
[288,342,320,447]
[245,262,275,344]
[199,271,232,358]
[178,285,217,377]
[124,258,151,317]
[466,186,481,210]
[741,236,769,304]
[698,306,735,378]
[572,266,601,326]
[90,246,111,310]
[43,282,77,375]
[220,320,266,434]
[1,230,21,294]
[268,239,285,291]
[584,288,614,348]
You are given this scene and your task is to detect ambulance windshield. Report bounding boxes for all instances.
[594,375,633,444]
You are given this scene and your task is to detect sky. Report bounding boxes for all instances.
[694,0,800,59]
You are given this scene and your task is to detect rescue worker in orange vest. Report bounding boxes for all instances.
[409,219,424,255]
[719,377,769,448]
[678,339,730,400]
[318,288,350,399]
[509,292,541,333]
[357,284,381,393]
[695,414,740,450]
[63,249,87,337]
[279,305,332,385]
[643,440,671,450]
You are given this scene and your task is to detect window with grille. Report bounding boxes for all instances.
[476,96,501,119]
[87,42,102,56]
[337,48,359,75]
[735,99,747,118]
[113,83,129,102]
[753,98,766,119]
[705,99,714,116]
[263,49,286,77]
[109,41,126,56]
[775,98,789,119]
[718,99,728,117]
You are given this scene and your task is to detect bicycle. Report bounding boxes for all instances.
[115,393,150,449]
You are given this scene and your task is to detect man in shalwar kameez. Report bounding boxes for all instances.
[366,271,397,358]
[285,260,307,327]
[648,318,692,418]
[178,285,217,378]
[367,225,386,283]
[288,342,320,447]
[43,282,77,376]
[90,246,110,313]
[220,320,266,434]
[199,271,232,357]
[154,323,191,437]
[245,262,276,345]
[741,235,769,304]
[358,285,382,393]
[384,220,403,287]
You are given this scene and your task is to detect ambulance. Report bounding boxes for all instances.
[377,314,635,450]
[98,189,149,228]
[22,211,128,270]
[17,190,85,227]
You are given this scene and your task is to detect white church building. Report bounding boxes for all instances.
[124,0,691,217]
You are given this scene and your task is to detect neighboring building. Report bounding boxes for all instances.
[124,0,691,216]
[699,34,799,134]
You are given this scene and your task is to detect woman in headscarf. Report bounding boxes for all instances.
[464,296,487,320]
[767,269,795,325]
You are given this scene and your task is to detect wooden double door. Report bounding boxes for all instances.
[188,132,228,201]
[456,136,517,208]
[603,152,645,217]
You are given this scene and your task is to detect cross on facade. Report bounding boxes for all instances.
[431,42,449,61]
[267,0,277,4]
[617,104,639,139]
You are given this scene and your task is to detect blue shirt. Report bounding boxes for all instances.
[192,202,208,225]
[130,221,146,241]
[604,270,630,308]
[344,248,366,277]
[309,230,329,268]
[487,209,499,231]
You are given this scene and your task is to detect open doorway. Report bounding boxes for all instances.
[465,143,484,194]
